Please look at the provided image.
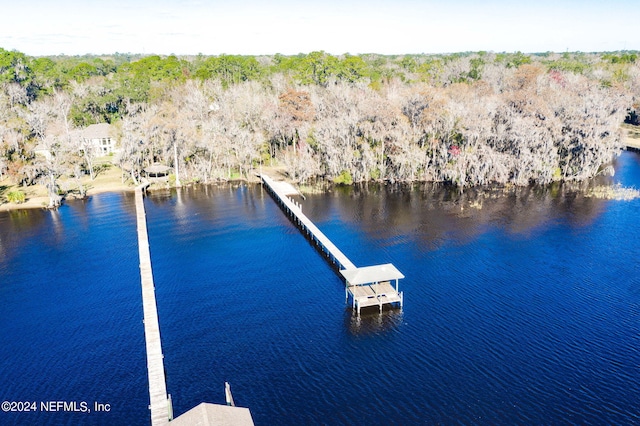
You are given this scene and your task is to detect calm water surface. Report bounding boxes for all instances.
[1,152,639,425]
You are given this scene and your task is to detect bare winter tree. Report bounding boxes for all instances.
[6,53,618,191]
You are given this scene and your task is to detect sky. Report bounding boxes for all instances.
[0,0,638,56]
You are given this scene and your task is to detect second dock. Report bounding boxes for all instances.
[260,174,404,314]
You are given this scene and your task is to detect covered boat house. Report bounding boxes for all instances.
[341,264,404,315]
[144,164,172,181]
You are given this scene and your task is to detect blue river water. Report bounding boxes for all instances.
[1,152,639,425]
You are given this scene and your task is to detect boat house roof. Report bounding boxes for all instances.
[144,164,172,174]
[340,263,404,286]
[170,403,254,426]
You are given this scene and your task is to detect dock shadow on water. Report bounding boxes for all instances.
[344,307,404,336]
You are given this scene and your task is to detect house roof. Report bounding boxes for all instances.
[170,403,255,426]
[340,263,404,286]
[83,123,111,139]
[144,164,172,174]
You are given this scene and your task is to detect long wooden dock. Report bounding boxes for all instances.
[135,183,255,425]
[260,174,404,314]
[261,174,356,270]
[134,184,170,426]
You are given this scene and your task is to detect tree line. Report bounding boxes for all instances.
[1,48,639,206]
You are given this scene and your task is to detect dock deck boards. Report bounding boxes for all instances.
[135,187,170,426]
[349,281,403,311]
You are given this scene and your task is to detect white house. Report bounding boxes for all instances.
[82,123,116,155]
[33,143,52,161]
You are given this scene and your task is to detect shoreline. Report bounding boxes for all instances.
[2,143,639,213]
[0,166,274,213]
[0,165,139,212]
[0,183,138,213]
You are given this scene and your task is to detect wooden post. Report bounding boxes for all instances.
[225,382,235,407]
[174,143,181,187]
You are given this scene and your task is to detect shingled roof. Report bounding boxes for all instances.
[170,403,254,426]
[144,164,172,174]
[83,123,112,139]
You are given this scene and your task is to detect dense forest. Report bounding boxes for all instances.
[1,48,639,206]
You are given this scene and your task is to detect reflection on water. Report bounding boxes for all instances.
[302,180,609,254]
[0,209,49,267]
[48,208,65,244]
[345,308,404,336]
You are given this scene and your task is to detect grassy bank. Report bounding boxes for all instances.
[0,165,136,212]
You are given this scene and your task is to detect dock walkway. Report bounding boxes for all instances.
[134,182,256,425]
[261,174,356,270]
[134,184,170,426]
[260,174,404,314]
